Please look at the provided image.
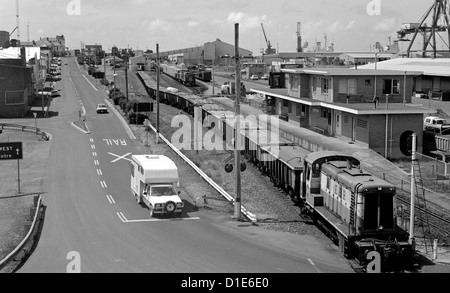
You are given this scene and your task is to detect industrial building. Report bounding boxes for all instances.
[359,58,450,99]
[129,39,253,70]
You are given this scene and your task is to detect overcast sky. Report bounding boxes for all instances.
[0,0,442,55]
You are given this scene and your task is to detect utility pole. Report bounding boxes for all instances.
[125,52,129,103]
[234,23,242,221]
[156,43,160,144]
[385,94,389,159]
[409,133,417,249]
[104,50,106,86]
[113,46,116,90]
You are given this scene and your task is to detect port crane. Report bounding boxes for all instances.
[397,0,450,58]
[261,23,276,55]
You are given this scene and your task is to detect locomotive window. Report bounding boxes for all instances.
[380,194,394,229]
[312,163,321,177]
[363,194,378,230]
[363,193,394,230]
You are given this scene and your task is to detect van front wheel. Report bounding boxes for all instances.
[149,206,154,217]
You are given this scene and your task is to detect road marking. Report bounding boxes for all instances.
[82,75,99,91]
[93,152,97,157]
[117,212,127,222]
[108,152,132,163]
[106,195,116,204]
[90,138,94,143]
[307,258,322,273]
[124,217,201,223]
[94,160,99,165]
[97,169,103,176]
[103,139,128,146]
[100,181,108,188]
[91,144,96,150]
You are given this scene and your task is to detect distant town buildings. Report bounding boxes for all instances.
[0,31,65,118]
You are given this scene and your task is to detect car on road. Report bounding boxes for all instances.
[261,73,269,80]
[250,74,259,80]
[37,87,60,97]
[96,104,108,114]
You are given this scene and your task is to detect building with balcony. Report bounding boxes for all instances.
[251,67,435,159]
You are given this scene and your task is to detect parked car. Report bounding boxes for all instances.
[37,87,60,97]
[250,74,259,80]
[261,74,270,80]
[96,104,108,114]
[424,116,448,128]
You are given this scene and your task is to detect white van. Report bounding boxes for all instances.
[130,155,183,217]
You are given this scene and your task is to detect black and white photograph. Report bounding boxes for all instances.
[1,0,450,279]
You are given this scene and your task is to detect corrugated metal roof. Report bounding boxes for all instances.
[359,58,450,77]
[0,48,20,59]
[339,53,394,59]
[282,67,422,76]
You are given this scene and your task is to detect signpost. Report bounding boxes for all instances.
[0,142,23,193]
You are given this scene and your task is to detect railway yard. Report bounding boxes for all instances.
[106,64,450,272]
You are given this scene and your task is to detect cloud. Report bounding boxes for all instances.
[222,12,270,31]
[345,20,356,30]
[187,21,200,27]
[373,17,397,32]
[149,19,171,31]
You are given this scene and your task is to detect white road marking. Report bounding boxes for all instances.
[90,138,94,143]
[100,181,108,188]
[117,212,127,222]
[124,217,201,223]
[307,258,322,273]
[103,139,128,146]
[93,152,97,157]
[94,160,99,166]
[97,169,103,176]
[82,75,98,91]
[106,195,116,204]
[108,152,132,163]
[91,144,96,150]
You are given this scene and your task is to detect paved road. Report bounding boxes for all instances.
[17,57,352,273]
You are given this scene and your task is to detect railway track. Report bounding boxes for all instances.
[397,196,450,237]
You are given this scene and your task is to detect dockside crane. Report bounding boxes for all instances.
[397,0,450,58]
[261,23,276,55]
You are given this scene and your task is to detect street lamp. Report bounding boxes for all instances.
[234,23,242,221]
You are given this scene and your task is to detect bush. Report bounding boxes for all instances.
[128,111,149,124]
[119,98,128,111]
[113,95,125,106]
[109,89,123,100]
[124,100,134,113]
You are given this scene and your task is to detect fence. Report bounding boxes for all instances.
[0,123,49,141]
[0,195,44,271]
[386,153,450,195]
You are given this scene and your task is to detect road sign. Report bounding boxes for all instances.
[0,142,23,160]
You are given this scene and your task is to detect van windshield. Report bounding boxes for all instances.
[151,186,176,197]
